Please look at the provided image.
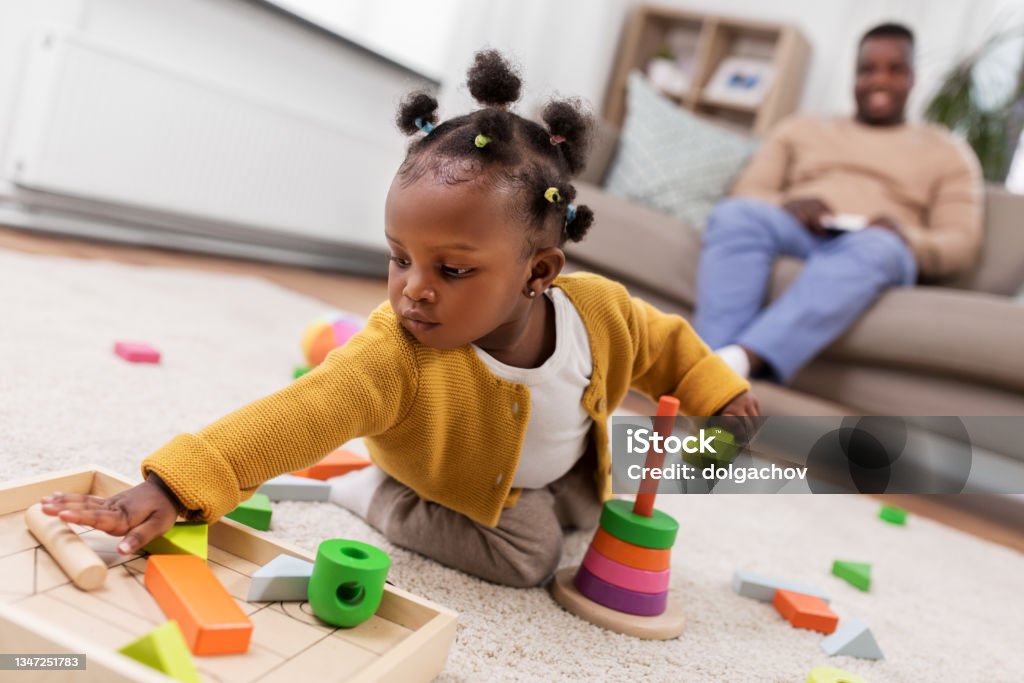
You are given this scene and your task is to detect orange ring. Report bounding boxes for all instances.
[591,527,671,572]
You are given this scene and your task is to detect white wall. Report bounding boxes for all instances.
[0,0,438,264]
[0,0,85,198]
[294,0,1023,123]
[650,0,1020,120]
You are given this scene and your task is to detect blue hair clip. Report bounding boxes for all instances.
[566,204,578,224]
[414,117,435,134]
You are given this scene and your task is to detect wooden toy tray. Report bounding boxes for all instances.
[0,467,457,682]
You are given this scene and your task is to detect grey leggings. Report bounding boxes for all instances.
[365,449,602,587]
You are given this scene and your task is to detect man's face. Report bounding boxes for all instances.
[854,36,914,126]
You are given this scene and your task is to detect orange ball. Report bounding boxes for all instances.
[301,313,363,367]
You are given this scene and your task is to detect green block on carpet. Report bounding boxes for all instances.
[293,365,311,379]
[879,504,907,525]
[832,560,871,591]
[682,426,739,468]
[600,499,678,549]
[226,493,272,531]
[118,620,200,683]
[143,522,208,560]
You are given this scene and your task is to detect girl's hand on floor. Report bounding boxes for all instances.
[713,391,762,451]
[719,390,760,417]
[39,474,181,555]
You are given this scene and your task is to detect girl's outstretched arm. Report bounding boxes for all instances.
[39,472,182,554]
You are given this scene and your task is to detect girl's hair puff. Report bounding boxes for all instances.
[394,50,596,249]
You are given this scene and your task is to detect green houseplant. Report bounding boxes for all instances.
[924,28,1024,182]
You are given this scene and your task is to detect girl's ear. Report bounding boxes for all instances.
[526,247,565,294]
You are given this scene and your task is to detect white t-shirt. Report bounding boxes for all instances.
[472,287,594,488]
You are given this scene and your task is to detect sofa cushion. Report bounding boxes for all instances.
[577,120,621,187]
[604,72,758,232]
[567,181,702,306]
[771,269,1024,392]
[942,185,1024,296]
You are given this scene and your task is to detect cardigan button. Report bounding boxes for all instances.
[494,472,504,487]
[512,401,519,415]
[596,398,606,413]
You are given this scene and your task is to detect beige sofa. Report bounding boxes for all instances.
[566,123,1024,418]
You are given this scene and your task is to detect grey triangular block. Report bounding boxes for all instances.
[257,474,330,502]
[821,618,884,660]
[732,570,831,603]
[247,553,314,601]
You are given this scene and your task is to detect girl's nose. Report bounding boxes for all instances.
[403,271,436,303]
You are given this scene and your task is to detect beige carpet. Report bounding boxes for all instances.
[2,249,1022,682]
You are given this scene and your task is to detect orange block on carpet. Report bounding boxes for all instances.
[292,448,370,480]
[773,589,838,634]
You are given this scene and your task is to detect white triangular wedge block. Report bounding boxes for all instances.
[821,618,884,660]
[732,570,831,603]
[257,474,330,502]
[247,553,315,602]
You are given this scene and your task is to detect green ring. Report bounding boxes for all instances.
[599,499,678,549]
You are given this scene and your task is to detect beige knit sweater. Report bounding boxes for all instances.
[731,116,984,280]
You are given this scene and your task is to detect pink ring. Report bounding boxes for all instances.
[582,546,671,594]
[573,565,668,616]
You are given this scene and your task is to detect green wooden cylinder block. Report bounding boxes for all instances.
[600,499,679,549]
[308,539,390,628]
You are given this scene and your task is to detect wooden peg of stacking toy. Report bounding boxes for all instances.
[24,503,107,590]
[550,395,685,639]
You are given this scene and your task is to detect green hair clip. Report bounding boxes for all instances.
[544,187,561,203]
[474,134,491,148]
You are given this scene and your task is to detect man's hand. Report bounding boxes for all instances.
[39,474,181,555]
[868,215,906,241]
[783,197,834,235]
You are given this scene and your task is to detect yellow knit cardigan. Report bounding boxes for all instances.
[143,273,749,527]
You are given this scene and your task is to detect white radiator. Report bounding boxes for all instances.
[5,29,406,257]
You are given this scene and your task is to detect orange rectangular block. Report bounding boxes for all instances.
[292,448,371,480]
[144,554,253,655]
[773,589,839,634]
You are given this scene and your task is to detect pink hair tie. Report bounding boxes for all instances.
[550,135,566,145]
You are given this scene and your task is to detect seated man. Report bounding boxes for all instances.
[694,23,984,383]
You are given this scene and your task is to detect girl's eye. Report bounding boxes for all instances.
[442,265,474,278]
[389,256,411,268]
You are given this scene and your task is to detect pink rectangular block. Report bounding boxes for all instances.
[114,341,161,363]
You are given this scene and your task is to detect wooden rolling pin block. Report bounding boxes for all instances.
[24,503,107,590]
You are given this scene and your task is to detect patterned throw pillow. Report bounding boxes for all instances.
[605,72,759,232]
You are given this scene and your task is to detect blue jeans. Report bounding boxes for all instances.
[694,198,917,383]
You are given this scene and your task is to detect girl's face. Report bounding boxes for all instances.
[384,175,544,353]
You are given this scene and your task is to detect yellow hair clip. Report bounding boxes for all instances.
[474,134,491,148]
[544,187,561,203]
